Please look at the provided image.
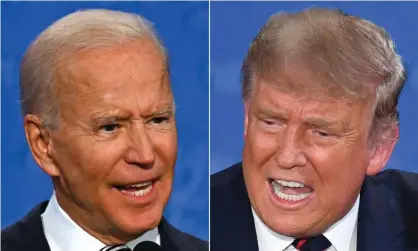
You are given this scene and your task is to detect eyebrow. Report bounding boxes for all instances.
[255,105,344,130]
[149,104,175,117]
[303,117,343,130]
[90,112,131,126]
[254,105,288,119]
[88,102,176,126]
[137,102,176,121]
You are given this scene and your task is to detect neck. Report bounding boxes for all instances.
[53,184,142,245]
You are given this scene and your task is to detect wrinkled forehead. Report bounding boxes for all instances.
[252,54,377,104]
[53,38,169,97]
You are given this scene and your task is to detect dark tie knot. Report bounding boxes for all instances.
[292,235,331,251]
[101,241,161,251]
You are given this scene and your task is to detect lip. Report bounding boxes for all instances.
[268,177,309,186]
[267,180,314,210]
[112,179,160,205]
[113,175,161,187]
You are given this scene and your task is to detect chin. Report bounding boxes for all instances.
[114,207,164,236]
[271,224,312,238]
[115,219,160,241]
[259,211,321,238]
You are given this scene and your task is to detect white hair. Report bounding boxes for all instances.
[20,9,165,129]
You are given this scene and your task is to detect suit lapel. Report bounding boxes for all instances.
[357,176,405,251]
[11,201,51,251]
[158,218,180,251]
[228,169,259,251]
[212,164,259,251]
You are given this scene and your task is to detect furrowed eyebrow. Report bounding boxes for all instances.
[90,112,131,127]
[148,104,175,117]
[303,117,342,130]
[254,105,288,119]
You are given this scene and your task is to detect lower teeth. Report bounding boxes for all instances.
[272,184,311,201]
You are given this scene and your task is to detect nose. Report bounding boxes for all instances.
[124,123,156,168]
[274,126,307,169]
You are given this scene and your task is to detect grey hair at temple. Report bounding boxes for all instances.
[242,8,406,143]
[20,9,166,129]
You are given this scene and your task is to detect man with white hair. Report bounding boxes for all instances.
[211,8,418,251]
[2,9,207,251]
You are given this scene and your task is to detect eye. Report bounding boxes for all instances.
[257,118,283,133]
[262,119,276,126]
[315,130,331,138]
[261,119,283,128]
[100,123,120,133]
[150,117,169,124]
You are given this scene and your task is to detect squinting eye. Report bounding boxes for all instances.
[262,119,281,127]
[151,117,169,124]
[101,124,119,132]
[263,120,274,125]
[316,131,330,137]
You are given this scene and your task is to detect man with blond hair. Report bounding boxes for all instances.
[211,8,418,251]
[2,9,207,251]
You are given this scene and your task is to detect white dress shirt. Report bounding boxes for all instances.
[41,193,160,251]
[252,195,359,251]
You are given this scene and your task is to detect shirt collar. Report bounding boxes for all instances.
[252,195,359,251]
[323,195,359,251]
[41,193,160,251]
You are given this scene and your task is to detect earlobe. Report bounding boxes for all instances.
[366,127,398,175]
[24,114,60,176]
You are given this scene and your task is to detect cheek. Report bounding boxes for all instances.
[244,123,278,167]
[243,125,279,192]
[150,129,177,169]
[56,137,128,185]
[307,145,367,199]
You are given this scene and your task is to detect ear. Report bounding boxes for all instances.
[24,114,61,177]
[244,101,250,137]
[366,126,398,175]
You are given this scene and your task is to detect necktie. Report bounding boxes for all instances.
[101,241,161,251]
[292,235,331,251]
[100,245,130,251]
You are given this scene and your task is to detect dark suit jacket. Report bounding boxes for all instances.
[211,162,418,251]
[2,201,208,251]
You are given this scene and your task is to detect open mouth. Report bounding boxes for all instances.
[269,178,314,202]
[114,181,155,197]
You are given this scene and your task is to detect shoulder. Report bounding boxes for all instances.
[211,162,243,189]
[1,201,49,251]
[367,169,418,199]
[211,162,247,204]
[160,219,208,251]
[366,169,418,213]
[367,169,418,243]
[210,161,250,227]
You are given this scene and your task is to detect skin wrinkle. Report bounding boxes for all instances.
[242,70,389,238]
[239,9,402,239]
[37,38,177,244]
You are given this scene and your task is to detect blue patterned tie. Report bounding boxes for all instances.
[292,235,332,251]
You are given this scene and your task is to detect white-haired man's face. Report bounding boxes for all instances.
[26,39,177,244]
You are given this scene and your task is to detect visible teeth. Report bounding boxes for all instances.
[271,182,311,202]
[274,179,305,188]
[129,182,152,188]
[120,182,153,197]
[133,185,152,196]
